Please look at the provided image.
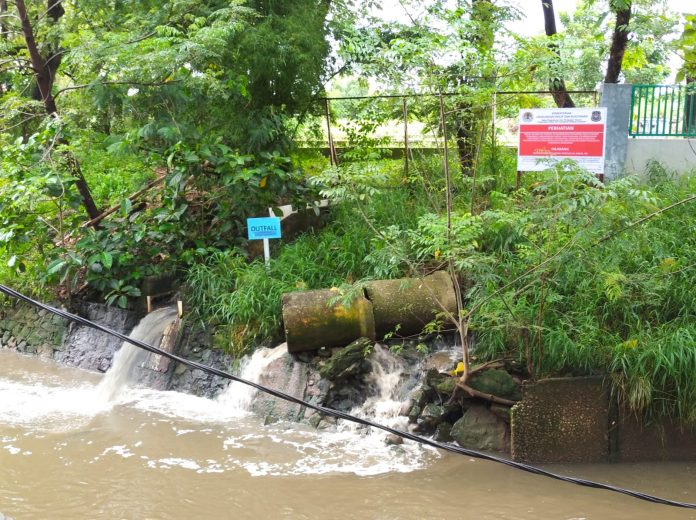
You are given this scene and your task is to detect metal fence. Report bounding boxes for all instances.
[630,84,696,137]
[306,90,598,168]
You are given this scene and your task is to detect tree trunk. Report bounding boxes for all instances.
[455,105,477,177]
[455,0,494,177]
[686,76,696,134]
[15,0,100,222]
[604,2,632,83]
[0,0,8,40]
[541,0,575,108]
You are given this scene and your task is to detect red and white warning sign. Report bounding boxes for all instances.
[517,108,607,174]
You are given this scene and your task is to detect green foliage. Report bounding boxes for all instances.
[185,183,431,355]
[466,169,696,424]
[308,156,696,425]
[0,124,82,293]
[76,137,156,208]
[1,0,348,306]
[675,14,696,82]
[556,0,677,87]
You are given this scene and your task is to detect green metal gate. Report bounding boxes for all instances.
[630,84,696,137]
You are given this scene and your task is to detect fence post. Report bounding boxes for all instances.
[686,82,696,135]
[600,83,632,181]
[324,98,338,166]
[491,91,497,182]
[403,97,409,176]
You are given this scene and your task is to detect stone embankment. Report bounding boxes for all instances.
[3,287,695,463]
[0,303,67,359]
[0,301,231,397]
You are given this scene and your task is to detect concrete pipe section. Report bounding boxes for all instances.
[282,289,376,353]
[282,271,457,353]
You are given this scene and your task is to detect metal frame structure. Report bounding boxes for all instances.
[629,84,696,138]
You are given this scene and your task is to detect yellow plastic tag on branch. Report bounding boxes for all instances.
[450,361,465,376]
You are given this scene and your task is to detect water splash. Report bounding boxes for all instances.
[98,307,178,401]
[216,344,288,416]
[348,344,413,432]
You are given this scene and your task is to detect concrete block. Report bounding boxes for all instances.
[616,410,696,462]
[511,376,610,463]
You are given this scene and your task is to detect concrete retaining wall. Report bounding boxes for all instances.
[510,377,610,463]
[511,377,696,463]
[0,301,232,397]
[616,411,696,462]
[625,138,696,175]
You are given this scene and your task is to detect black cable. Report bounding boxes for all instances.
[1,283,695,509]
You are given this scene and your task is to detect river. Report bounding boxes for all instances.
[0,350,694,519]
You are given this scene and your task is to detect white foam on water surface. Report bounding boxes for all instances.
[0,338,438,477]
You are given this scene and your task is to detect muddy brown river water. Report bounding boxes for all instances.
[1,350,695,519]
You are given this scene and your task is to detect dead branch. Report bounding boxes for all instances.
[455,381,517,407]
[81,175,165,228]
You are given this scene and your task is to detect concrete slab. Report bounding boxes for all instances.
[511,376,610,463]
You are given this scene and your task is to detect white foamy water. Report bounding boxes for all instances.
[0,330,435,479]
[98,306,178,400]
[0,377,109,430]
[0,352,694,519]
[216,343,289,416]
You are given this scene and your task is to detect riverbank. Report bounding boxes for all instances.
[3,295,696,464]
[1,349,695,520]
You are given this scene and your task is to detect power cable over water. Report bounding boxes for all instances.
[1,284,695,510]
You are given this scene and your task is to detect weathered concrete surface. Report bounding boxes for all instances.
[511,377,610,463]
[615,410,696,462]
[365,271,457,338]
[0,301,233,398]
[625,138,696,175]
[600,83,632,181]
[168,324,234,397]
[282,289,375,353]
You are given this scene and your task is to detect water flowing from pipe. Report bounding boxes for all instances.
[98,306,178,401]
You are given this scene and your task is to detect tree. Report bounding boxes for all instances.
[1,0,345,299]
[336,0,518,176]
[234,0,334,152]
[12,0,100,220]
[541,0,575,107]
[604,0,631,83]
[675,14,696,133]
[559,0,675,88]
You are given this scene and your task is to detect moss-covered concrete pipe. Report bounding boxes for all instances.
[282,272,457,353]
[365,271,457,338]
[282,289,376,353]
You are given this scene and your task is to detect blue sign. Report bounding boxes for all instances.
[247,217,281,240]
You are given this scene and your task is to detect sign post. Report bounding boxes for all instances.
[247,217,282,266]
[517,108,607,177]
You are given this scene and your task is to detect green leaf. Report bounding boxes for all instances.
[47,259,67,275]
[121,198,132,216]
[101,252,114,269]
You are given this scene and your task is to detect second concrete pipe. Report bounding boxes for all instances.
[282,271,457,353]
